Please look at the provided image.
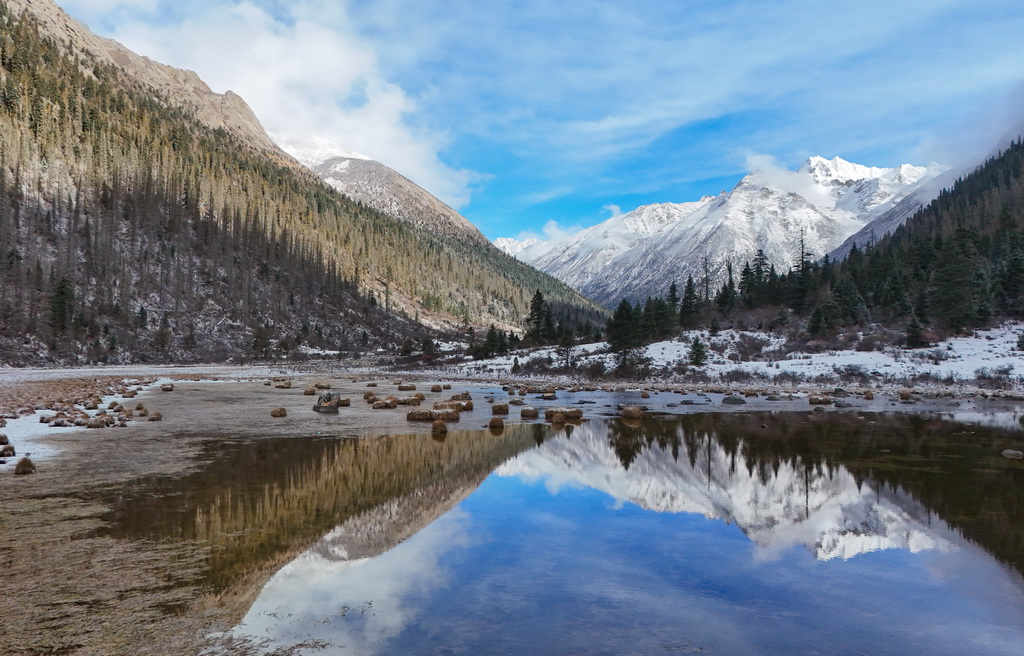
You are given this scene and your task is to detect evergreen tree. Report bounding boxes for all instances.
[687,336,707,366]
[928,238,977,331]
[679,276,700,328]
[606,300,641,353]
[905,313,929,348]
[48,276,73,333]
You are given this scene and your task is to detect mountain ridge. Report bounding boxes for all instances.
[498,156,943,305]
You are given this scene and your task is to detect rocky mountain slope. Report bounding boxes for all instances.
[0,0,598,364]
[499,156,942,305]
[282,141,490,245]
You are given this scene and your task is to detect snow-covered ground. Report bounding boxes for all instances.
[453,322,1024,390]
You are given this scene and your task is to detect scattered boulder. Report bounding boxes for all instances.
[14,456,35,475]
[1001,449,1024,460]
[373,399,397,410]
[863,390,875,400]
[0,445,15,457]
[640,391,650,399]
[544,407,583,421]
[407,410,435,422]
[431,420,448,436]
[443,384,452,390]
[149,412,163,421]
[489,417,505,430]
[620,406,643,419]
[434,410,461,422]
[86,418,106,429]
[135,402,146,410]
[161,383,174,392]
[304,387,317,396]
[549,412,566,425]
[520,406,539,419]
[270,407,287,418]
[722,395,747,405]
[0,434,7,445]
[492,403,509,415]
[315,382,332,390]
[808,396,832,405]
[274,381,292,389]
[397,383,416,391]
[431,384,443,393]
[898,389,913,401]
[832,388,849,397]
[366,382,378,387]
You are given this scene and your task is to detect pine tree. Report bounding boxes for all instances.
[679,276,700,328]
[905,313,928,348]
[687,336,707,366]
[48,276,73,333]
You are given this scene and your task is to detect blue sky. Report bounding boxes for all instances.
[61,0,1024,240]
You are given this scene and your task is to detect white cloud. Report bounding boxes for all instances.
[60,0,480,209]
[522,186,574,205]
[744,153,833,207]
[602,204,623,220]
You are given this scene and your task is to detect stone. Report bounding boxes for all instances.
[620,406,643,419]
[270,407,287,418]
[722,395,747,405]
[1001,449,1024,459]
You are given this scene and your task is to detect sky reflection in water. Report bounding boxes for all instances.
[234,417,1024,655]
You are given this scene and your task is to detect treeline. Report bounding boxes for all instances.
[603,136,1024,355]
[0,2,597,362]
[467,289,603,360]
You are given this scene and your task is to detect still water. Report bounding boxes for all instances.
[105,412,1024,655]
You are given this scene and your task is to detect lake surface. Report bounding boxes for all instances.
[103,411,1024,655]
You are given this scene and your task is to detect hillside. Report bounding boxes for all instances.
[0,0,599,364]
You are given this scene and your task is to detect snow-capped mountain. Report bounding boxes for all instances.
[277,137,489,245]
[493,236,540,257]
[498,156,943,305]
[497,422,958,562]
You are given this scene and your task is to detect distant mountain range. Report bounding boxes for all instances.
[498,156,946,305]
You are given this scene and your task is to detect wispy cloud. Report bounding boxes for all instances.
[61,0,480,208]
[59,0,1024,236]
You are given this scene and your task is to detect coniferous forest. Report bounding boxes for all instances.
[0,2,600,364]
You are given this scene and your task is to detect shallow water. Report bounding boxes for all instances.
[101,411,1024,655]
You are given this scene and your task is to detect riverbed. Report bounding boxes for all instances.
[2,373,1023,655]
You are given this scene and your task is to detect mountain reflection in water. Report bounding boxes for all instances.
[231,412,1024,656]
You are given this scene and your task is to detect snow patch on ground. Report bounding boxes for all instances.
[453,322,1024,390]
